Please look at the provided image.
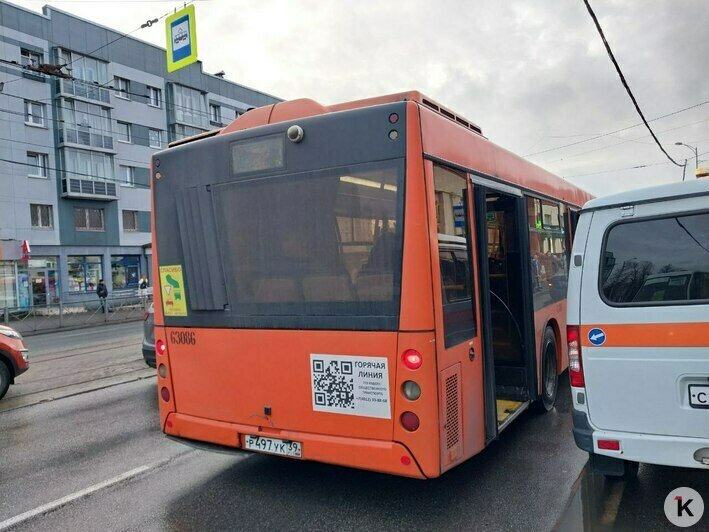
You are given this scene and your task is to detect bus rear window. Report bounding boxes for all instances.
[601,212,709,305]
[212,159,405,329]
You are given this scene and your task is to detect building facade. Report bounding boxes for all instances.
[0,0,280,309]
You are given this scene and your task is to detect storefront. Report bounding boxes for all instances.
[0,256,60,309]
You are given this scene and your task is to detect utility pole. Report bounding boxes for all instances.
[675,142,699,170]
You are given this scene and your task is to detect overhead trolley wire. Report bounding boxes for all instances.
[581,0,682,167]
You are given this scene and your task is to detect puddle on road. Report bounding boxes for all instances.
[554,465,625,532]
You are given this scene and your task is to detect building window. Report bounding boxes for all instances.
[74,207,105,232]
[30,204,53,229]
[20,48,42,67]
[114,77,130,100]
[148,86,162,108]
[111,255,141,290]
[171,84,209,129]
[67,255,103,292]
[58,99,113,149]
[148,129,162,148]
[27,152,49,178]
[24,100,45,126]
[61,148,114,181]
[116,121,132,143]
[120,166,135,187]
[209,103,221,124]
[122,210,138,231]
[57,49,107,84]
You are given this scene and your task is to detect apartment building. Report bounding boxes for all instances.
[0,0,280,309]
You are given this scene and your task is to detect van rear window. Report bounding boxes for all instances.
[600,212,709,305]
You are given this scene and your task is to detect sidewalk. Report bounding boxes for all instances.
[2,295,151,336]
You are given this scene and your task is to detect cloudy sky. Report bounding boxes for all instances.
[13,0,709,196]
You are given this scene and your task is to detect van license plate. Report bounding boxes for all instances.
[689,385,709,409]
[244,435,302,457]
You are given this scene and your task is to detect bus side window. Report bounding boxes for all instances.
[439,248,476,347]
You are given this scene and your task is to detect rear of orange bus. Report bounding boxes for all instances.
[152,100,445,478]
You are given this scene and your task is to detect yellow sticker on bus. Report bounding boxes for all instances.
[159,265,188,316]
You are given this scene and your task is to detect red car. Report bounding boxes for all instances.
[0,325,29,400]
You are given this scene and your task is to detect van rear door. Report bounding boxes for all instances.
[579,198,709,439]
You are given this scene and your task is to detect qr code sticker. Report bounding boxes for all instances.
[312,359,355,410]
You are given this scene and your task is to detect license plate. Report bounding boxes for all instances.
[244,435,302,457]
[689,385,709,409]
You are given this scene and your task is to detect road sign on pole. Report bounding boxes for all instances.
[166,5,198,73]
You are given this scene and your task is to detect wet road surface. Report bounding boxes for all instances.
[0,330,588,531]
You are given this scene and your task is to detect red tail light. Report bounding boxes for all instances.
[402,349,423,370]
[156,339,167,356]
[400,411,420,431]
[160,387,170,402]
[567,325,585,387]
[598,439,620,451]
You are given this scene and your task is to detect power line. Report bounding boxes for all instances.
[565,148,709,179]
[0,157,150,189]
[0,0,197,89]
[524,97,709,158]
[0,134,153,168]
[539,116,709,166]
[582,0,682,167]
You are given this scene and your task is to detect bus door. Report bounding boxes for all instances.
[430,164,486,467]
[472,178,537,440]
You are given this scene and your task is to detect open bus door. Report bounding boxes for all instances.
[472,178,538,444]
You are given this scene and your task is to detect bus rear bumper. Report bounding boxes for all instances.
[164,412,426,479]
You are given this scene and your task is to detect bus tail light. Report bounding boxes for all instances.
[402,381,421,400]
[160,387,171,402]
[158,364,168,378]
[598,439,620,451]
[402,349,422,370]
[156,339,167,356]
[400,411,420,432]
[567,326,585,387]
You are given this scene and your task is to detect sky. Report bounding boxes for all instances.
[11,0,709,197]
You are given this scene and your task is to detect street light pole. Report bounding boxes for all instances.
[674,142,698,169]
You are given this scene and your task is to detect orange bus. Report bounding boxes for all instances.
[151,92,593,478]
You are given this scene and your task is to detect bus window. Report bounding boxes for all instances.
[439,248,475,347]
[528,197,568,309]
[211,159,405,329]
[433,165,467,237]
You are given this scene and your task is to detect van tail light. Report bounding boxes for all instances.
[598,439,620,451]
[567,325,585,387]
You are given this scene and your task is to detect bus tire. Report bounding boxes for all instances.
[535,327,558,413]
[0,361,10,400]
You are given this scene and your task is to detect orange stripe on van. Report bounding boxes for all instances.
[581,323,709,348]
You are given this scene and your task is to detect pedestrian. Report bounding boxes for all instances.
[96,278,108,313]
[139,276,148,290]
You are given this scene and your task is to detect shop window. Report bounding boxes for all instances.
[67,255,103,292]
[111,255,141,290]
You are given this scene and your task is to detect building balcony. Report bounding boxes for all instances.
[58,127,114,151]
[61,176,117,200]
[56,78,111,105]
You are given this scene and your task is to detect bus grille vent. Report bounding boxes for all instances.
[445,373,460,449]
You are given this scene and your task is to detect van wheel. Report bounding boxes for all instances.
[0,361,10,400]
[535,327,558,412]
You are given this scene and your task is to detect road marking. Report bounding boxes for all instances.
[0,457,175,530]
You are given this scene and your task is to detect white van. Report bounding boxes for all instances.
[567,178,709,478]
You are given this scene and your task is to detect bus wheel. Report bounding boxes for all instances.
[535,327,558,413]
[0,361,10,400]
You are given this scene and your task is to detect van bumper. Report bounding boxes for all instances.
[163,412,426,479]
[573,409,709,470]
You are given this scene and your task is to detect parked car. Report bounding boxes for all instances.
[567,178,709,478]
[0,325,29,400]
[143,303,156,368]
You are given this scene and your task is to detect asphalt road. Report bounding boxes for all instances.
[1,325,706,531]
